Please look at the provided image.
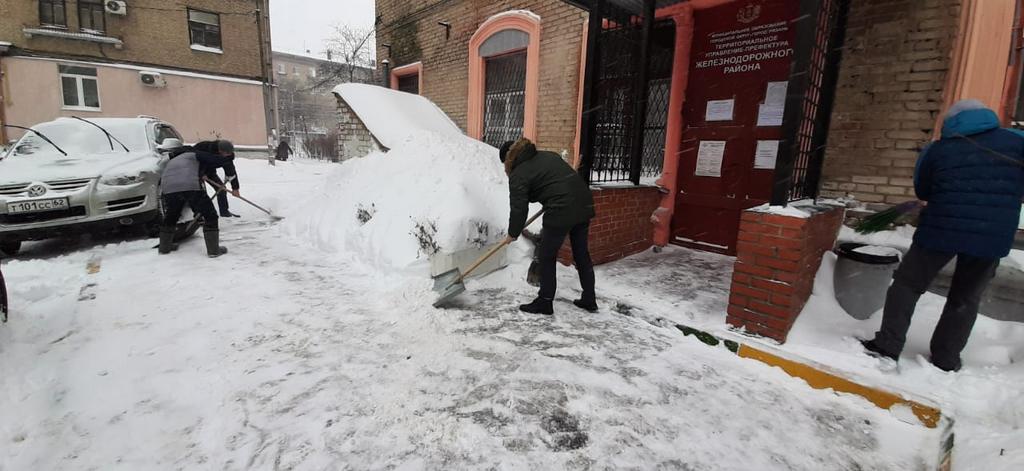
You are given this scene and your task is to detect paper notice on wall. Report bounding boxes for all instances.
[754,140,780,170]
[695,141,726,177]
[765,81,788,106]
[705,99,735,122]
[757,103,784,127]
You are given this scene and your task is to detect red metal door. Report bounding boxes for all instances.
[672,0,800,254]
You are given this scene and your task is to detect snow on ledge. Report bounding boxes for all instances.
[748,203,811,219]
[190,44,224,54]
[333,83,464,150]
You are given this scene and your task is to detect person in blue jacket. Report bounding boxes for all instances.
[862,100,1024,372]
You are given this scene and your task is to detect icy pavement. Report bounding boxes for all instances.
[1,159,938,470]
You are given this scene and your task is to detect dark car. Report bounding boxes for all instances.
[1,261,7,323]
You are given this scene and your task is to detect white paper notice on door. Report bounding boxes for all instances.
[754,140,780,170]
[705,99,735,122]
[757,103,784,127]
[765,81,788,106]
[695,141,726,177]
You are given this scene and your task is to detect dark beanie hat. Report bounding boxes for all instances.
[217,139,235,155]
[499,141,514,163]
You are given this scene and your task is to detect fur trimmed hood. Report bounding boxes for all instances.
[504,138,537,176]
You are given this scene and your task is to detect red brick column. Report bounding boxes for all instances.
[727,205,846,342]
[558,186,661,266]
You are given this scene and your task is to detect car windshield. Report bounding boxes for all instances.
[7,119,150,158]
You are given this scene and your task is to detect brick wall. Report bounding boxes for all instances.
[819,0,962,204]
[559,186,661,266]
[727,205,846,343]
[0,0,264,79]
[335,97,383,161]
[375,0,586,158]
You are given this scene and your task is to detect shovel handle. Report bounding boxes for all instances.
[203,177,278,217]
[458,209,545,283]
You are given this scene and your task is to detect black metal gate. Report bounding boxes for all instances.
[585,9,675,184]
[772,0,851,203]
[482,52,527,148]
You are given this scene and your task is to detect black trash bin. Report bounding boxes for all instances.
[833,242,902,320]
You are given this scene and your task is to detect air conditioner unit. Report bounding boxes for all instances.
[105,1,127,15]
[139,71,166,88]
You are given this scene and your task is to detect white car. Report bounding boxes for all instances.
[0,116,197,255]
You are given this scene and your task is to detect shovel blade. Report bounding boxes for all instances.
[432,268,466,307]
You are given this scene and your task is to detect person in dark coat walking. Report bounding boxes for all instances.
[195,140,241,218]
[275,139,293,161]
[862,100,1024,372]
[501,138,597,315]
[157,139,235,258]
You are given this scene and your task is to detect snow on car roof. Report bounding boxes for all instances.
[332,83,463,150]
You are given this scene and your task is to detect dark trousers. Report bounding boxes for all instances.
[874,244,999,369]
[162,191,219,231]
[206,174,231,215]
[537,222,596,301]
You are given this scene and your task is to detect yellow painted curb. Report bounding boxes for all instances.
[736,344,942,428]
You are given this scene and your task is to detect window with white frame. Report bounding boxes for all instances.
[309,67,316,78]
[277,63,286,75]
[188,9,221,50]
[59,65,100,110]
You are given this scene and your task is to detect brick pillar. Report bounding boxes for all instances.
[727,205,846,342]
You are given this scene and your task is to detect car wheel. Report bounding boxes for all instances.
[0,240,21,257]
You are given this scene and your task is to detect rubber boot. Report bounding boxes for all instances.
[204,229,228,258]
[158,228,179,254]
[519,297,553,315]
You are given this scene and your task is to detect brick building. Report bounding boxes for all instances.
[0,0,275,148]
[376,0,1024,341]
[273,51,374,159]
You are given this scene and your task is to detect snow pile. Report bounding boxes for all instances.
[333,84,463,149]
[838,225,915,252]
[285,131,509,271]
[748,203,810,218]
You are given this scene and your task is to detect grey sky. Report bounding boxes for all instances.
[269,0,375,58]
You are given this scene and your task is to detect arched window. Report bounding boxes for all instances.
[468,11,541,147]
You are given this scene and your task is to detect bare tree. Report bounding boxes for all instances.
[321,24,376,84]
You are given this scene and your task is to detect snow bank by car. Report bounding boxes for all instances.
[285,131,509,271]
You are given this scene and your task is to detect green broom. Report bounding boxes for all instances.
[854,201,924,234]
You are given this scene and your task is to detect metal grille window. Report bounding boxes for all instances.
[588,18,675,184]
[481,52,527,148]
[59,65,100,110]
[188,9,222,50]
[78,0,105,34]
[398,74,420,94]
[39,0,67,27]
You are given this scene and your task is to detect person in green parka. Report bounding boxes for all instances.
[501,138,597,315]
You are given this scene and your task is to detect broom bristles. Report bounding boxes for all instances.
[855,201,923,234]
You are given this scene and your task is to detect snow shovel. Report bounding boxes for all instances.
[433,209,545,307]
[202,177,284,221]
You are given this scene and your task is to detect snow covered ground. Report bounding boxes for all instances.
[1,157,942,470]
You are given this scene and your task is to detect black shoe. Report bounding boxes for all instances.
[860,339,898,362]
[220,211,241,218]
[519,297,553,315]
[930,357,962,373]
[573,298,598,313]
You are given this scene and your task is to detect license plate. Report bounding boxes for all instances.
[7,198,70,214]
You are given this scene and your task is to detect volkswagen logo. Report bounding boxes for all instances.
[27,185,47,197]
